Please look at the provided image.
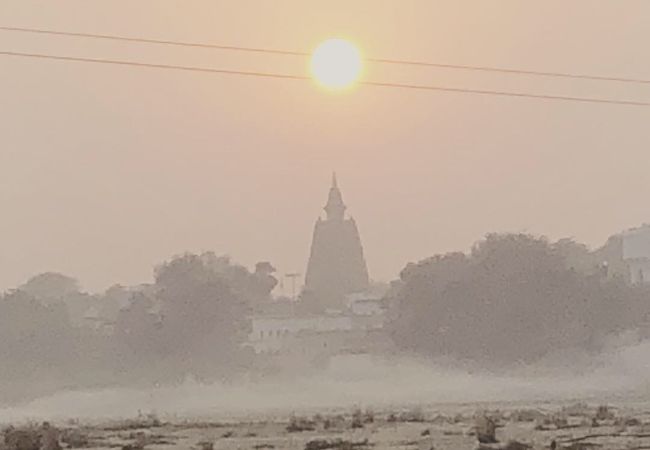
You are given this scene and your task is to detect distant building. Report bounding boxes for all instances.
[245,175,391,370]
[621,225,650,284]
[246,295,390,373]
[597,224,650,285]
[303,174,370,310]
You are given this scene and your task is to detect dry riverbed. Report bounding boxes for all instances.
[4,402,650,450]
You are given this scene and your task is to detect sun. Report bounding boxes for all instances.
[310,39,362,90]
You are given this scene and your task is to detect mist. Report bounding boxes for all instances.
[2,340,649,424]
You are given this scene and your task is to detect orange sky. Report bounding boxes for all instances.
[1,1,650,293]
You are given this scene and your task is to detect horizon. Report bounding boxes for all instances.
[2,204,645,296]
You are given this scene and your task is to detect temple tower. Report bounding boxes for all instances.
[304,174,370,310]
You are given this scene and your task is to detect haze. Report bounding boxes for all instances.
[2,0,650,292]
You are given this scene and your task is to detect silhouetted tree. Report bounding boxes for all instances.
[148,253,256,380]
[389,233,650,365]
[0,289,77,400]
[112,292,164,380]
[18,272,99,326]
[18,272,80,302]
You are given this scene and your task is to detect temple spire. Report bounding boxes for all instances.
[305,172,370,310]
[324,172,346,221]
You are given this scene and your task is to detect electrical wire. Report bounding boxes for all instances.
[2,25,650,85]
[2,50,649,107]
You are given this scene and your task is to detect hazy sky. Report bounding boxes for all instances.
[2,1,650,293]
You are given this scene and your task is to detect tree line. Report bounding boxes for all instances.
[0,252,277,401]
[2,233,650,401]
[388,233,650,366]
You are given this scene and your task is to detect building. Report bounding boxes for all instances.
[245,174,391,370]
[620,225,650,284]
[303,173,370,311]
[596,224,650,285]
[246,297,390,372]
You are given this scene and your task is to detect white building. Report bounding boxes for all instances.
[249,313,353,354]
[246,296,387,356]
[621,225,650,284]
[597,224,650,285]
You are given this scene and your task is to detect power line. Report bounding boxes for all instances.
[362,80,650,107]
[2,50,649,107]
[0,26,307,57]
[367,58,650,85]
[0,50,308,80]
[2,25,650,86]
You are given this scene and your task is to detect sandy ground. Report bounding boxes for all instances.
[12,401,650,450]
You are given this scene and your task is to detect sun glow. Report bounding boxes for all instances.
[310,39,362,89]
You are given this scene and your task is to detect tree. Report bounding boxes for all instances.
[389,233,650,366]
[19,272,80,303]
[199,252,277,302]
[149,253,257,379]
[18,272,99,326]
[0,289,77,400]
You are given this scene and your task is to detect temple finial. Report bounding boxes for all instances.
[324,172,345,221]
